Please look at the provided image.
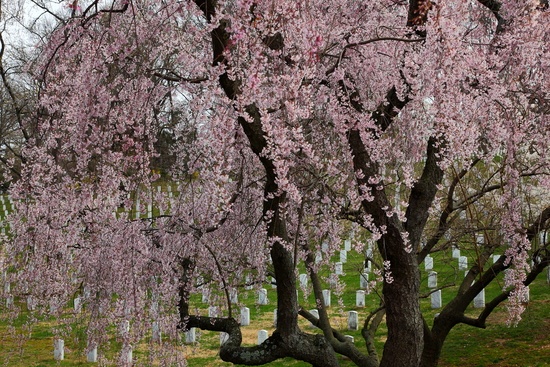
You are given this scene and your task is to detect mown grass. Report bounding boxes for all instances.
[1,240,549,366]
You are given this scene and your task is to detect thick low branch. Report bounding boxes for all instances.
[298,308,379,367]
[459,258,548,329]
[300,243,378,367]
[361,306,385,359]
[183,315,285,365]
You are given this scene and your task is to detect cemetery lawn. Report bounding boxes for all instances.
[1,244,549,366]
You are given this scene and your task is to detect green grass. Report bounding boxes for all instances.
[1,242,549,366]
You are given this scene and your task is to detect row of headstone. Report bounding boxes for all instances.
[52,316,162,363]
[52,340,106,363]
[429,285,532,310]
[49,274,538,363]
[40,232,544,363]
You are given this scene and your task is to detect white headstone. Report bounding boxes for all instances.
[458,256,468,271]
[257,330,268,345]
[201,288,210,303]
[365,247,373,259]
[547,267,550,285]
[258,288,268,305]
[230,289,238,304]
[309,309,319,328]
[344,239,351,251]
[473,289,485,308]
[524,286,530,303]
[344,335,355,343]
[54,339,64,361]
[3,282,9,296]
[6,295,13,308]
[152,321,161,343]
[365,261,372,273]
[240,307,250,326]
[340,250,347,263]
[86,345,98,362]
[245,275,253,290]
[74,297,82,313]
[151,300,159,316]
[124,302,132,318]
[493,254,501,264]
[315,251,323,264]
[220,332,229,345]
[134,200,140,219]
[299,273,308,288]
[271,277,277,289]
[27,296,35,311]
[348,311,358,330]
[335,262,343,275]
[120,320,130,335]
[356,290,365,307]
[322,289,331,307]
[185,328,196,343]
[424,255,433,271]
[120,344,132,365]
[84,286,91,299]
[322,241,329,252]
[428,271,437,288]
[452,246,460,259]
[476,234,484,245]
[273,308,278,327]
[360,272,369,289]
[431,290,442,309]
[208,306,218,318]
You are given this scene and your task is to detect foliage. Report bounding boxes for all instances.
[1,1,549,366]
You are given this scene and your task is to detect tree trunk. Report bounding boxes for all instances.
[348,128,425,367]
[420,315,455,367]
[378,229,424,367]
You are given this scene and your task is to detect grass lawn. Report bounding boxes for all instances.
[1,240,549,366]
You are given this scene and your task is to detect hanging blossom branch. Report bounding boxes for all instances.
[325,36,425,76]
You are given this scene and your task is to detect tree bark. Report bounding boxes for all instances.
[181,2,343,365]
[348,129,424,367]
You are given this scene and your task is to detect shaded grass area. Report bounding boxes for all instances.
[438,297,550,367]
[1,244,549,366]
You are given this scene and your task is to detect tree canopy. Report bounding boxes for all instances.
[2,1,549,366]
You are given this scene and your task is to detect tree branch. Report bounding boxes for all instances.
[406,137,444,251]
[476,0,506,33]
[0,34,29,142]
